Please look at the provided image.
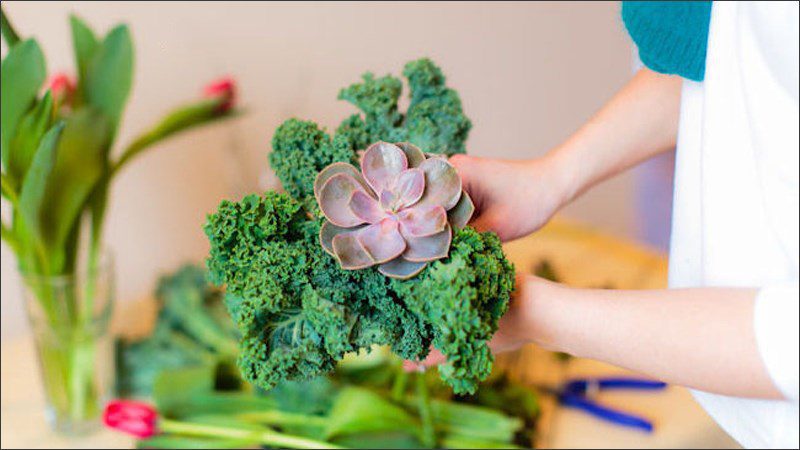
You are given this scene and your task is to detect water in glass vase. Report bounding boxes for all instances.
[21,252,115,436]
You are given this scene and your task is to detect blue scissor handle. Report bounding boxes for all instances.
[564,377,667,395]
[559,393,655,433]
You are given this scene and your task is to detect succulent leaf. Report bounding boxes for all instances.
[357,218,406,264]
[319,173,368,227]
[361,142,408,193]
[349,190,385,223]
[402,224,452,262]
[332,232,373,269]
[314,162,370,201]
[398,205,447,237]
[416,157,462,210]
[390,167,425,210]
[448,191,475,230]
[395,142,426,168]
[319,220,358,255]
[379,257,427,279]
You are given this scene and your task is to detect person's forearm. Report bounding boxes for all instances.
[524,279,783,399]
[544,68,683,204]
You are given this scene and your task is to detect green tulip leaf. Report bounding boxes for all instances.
[40,108,111,268]
[1,6,21,47]
[324,387,419,440]
[69,15,98,86]
[18,122,65,244]
[8,91,53,184]
[85,24,133,132]
[1,38,47,172]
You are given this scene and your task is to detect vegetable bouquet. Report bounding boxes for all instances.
[0,7,237,429]
[204,58,515,395]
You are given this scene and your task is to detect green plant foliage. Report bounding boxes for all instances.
[68,15,99,92]
[41,109,111,265]
[206,59,513,395]
[84,24,134,131]
[17,123,65,263]
[117,265,239,397]
[1,9,240,428]
[324,387,419,440]
[391,227,515,394]
[0,7,21,46]
[269,119,354,207]
[118,264,538,448]
[1,9,238,278]
[270,58,472,210]
[8,91,53,184]
[1,38,46,172]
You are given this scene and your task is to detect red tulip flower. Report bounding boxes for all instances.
[103,400,158,438]
[47,72,76,104]
[204,77,236,113]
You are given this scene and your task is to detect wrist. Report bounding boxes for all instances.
[517,275,581,355]
[539,146,583,210]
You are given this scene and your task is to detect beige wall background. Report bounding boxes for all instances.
[1,1,633,339]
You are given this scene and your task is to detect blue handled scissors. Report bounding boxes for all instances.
[552,377,667,433]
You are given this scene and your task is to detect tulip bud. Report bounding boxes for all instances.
[47,72,76,105]
[103,400,158,438]
[203,77,236,113]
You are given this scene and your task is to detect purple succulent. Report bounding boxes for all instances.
[315,142,475,279]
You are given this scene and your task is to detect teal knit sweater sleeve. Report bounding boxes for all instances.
[622,1,712,81]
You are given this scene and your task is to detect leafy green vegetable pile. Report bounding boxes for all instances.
[204,58,515,395]
[117,265,538,449]
[116,265,240,397]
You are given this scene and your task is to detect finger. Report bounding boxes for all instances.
[403,348,446,371]
[448,154,478,192]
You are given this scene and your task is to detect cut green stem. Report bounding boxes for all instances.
[159,418,342,450]
[416,370,436,448]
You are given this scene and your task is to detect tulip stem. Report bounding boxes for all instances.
[159,418,343,450]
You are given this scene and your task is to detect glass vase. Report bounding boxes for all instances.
[21,253,115,436]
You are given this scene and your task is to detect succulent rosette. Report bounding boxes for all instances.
[315,141,474,279]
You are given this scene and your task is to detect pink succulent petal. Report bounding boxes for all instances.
[349,190,386,223]
[320,221,364,255]
[319,173,368,227]
[361,142,408,193]
[391,168,425,209]
[314,162,372,201]
[379,189,397,211]
[416,158,462,211]
[447,191,475,230]
[398,205,447,237]
[378,257,427,279]
[356,218,406,264]
[402,224,452,262]
[395,142,426,168]
[332,232,374,269]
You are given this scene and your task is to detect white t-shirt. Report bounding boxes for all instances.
[669,2,799,448]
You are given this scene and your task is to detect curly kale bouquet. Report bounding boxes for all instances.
[204,58,515,394]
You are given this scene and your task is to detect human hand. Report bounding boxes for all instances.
[448,154,568,241]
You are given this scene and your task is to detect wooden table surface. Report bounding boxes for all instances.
[1,218,739,449]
